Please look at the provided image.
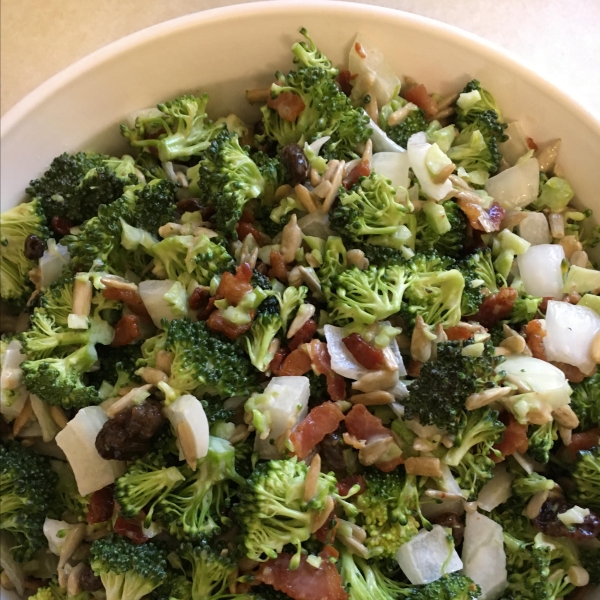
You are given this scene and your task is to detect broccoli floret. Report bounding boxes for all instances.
[259,67,371,161]
[571,446,600,510]
[152,234,234,287]
[156,436,244,541]
[179,543,237,600]
[279,286,308,331]
[50,460,89,522]
[87,342,142,391]
[526,421,558,464]
[0,199,49,308]
[327,264,409,327]
[115,453,184,526]
[508,294,542,326]
[404,341,505,433]
[144,318,259,403]
[64,179,176,275]
[356,470,427,559]
[291,28,338,76]
[235,457,338,563]
[511,472,556,503]
[26,152,137,224]
[0,442,58,561]
[21,344,99,409]
[37,274,76,327]
[90,534,167,600]
[187,129,266,235]
[252,152,285,204]
[202,397,236,428]
[29,580,91,600]
[330,172,413,250]
[580,547,600,584]
[415,200,467,259]
[122,94,218,162]
[457,249,499,317]
[401,253,465,329]
[318,236,348,298]
[244,296,283,372]
[383,107,428,149]
[447,124,503,177]
[408,574,482,599]
[570,372,600,432]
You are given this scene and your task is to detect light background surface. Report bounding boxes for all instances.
[2,0,600,119]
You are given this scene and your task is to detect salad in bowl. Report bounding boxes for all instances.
[1,27,600,600]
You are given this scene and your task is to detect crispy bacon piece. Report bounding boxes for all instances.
[315,513,338,544]
[406,359,422,378]
[290,402,345,459]
[268,251,288,282]
[343,162,370,190]
[526,137,538,151]
[236,220,263,244]
[445,326,474,341]
[255,552,348,600]
[111,315,140,347]
[525,319,547,360]
[87,486,114,524]
[267,91,306,122]
[474,287,518,329]
[336,70,354,97]
[326,372,347,401]
[207,310,253,340]
[562,429,600,462]
[269,347,289,375]
[113,516,149,544]
[342,333,385,370]
[278,348,312,376]
[216,262,253,305]
[306,339,332,376]
[336,475,366,497]
[345,404,389,440]
[551,362,587,383]
[458,199,505,233]
[102,288,150,320]
[404,83,438,117]
[288,319,318,351]
[492,413,528,462]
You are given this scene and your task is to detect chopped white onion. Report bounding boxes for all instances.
[407,133,453,201]
[39,241,70,289]
[517,244,565,299]
[485,157,539,210]
[371,152,410,189]
[308,136,331,156]
[43,519,77,556]
[477,464,515,512]
[164,394,210,465]
[499,121,530,166]
[139,279,188,327]
[517,212,552,245]
[544,301,600,374]
[368,118,406,153]
[0,340,28,422]
[297,211,334,239]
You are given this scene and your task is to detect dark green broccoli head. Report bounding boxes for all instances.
[87,342,143,390]
[38,274,76,328]
[21,343,100,409]
[252,151,285,204]
[406,573,481,600]
[258,67,371,161]
[179,543,237,600]
[0,441,58,561]
[571,446,600,511]
[580,546,600,584]
[385,108,428,149]
[526,421,558,464]
[0,199,49,309]
[90,534,168,600]
[457,248,499,317]
[404,341,505,433]
[244,296,283,372]
[570,372,600,432]
[415,200,467,259]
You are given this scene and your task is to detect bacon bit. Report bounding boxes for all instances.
[236,220,263,245]
[526,137,538,151]
[445,326,474,341]
[321,544,340,560]
[315,512,338,544]
[336,475,366,497]
[306,339,332,376]
[342,333,385,370]
[207,310,253,340]
[290,402,345,459]
[404,83,438,117]
[269,347,289,375]
[240,209,255,223]
[344,161,371,190]
[562,429,600,462]
[87,487,114,524]
[102,288,151,320]
[216,263,253,305]
[406,359,422,378]
[550,362,587,383]
[278,348,313,376]
[345,404,389,440]
[267,92,306,123]
[492,413,528,462]
[525,319,547,360]
[255,552,348,600]
[288,319,318,351]
[111,315,140,347]
[336,70,354,97]
[474,287,518,329]
[197,296,217,321]
[326,372,347,401]
[376,454,406,472]
[269,251,288,282]
[458,199,505,233]
[113,516,149,544]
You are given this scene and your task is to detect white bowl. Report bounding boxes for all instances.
[1,1,599,598]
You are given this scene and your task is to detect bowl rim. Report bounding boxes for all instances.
[1,0,600,139]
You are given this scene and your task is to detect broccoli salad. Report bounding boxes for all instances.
[2,27,600,600]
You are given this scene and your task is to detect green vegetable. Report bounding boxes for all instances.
[458,249,499,317]
[292,28,338,76]
[244,296,283,372]
[534,177,575,211]
[179,543,237,600]
[570,372,600,431]
[415,200,467,258]
[379,98,428,148]
[571,446,600,510]
[526,421,558,464]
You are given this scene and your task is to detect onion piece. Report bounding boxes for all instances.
[297,211,334,239]
[407,133,453,201]
[517,244,565,299]
[544,301,600,374]
[499,121,530,166]
[139,279,189,327]
[39,240,70,289]
[371,152,410,189]
[517,212,552,245]
[477,464,515,512]
[368,118,406,153]
[43,518,77,555]
[0,340,28,422]
[484,157,539,210]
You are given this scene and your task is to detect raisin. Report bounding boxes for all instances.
[24,234,45,260]
[281,143,309,186]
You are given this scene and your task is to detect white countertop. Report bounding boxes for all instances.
[1,0,599,120]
